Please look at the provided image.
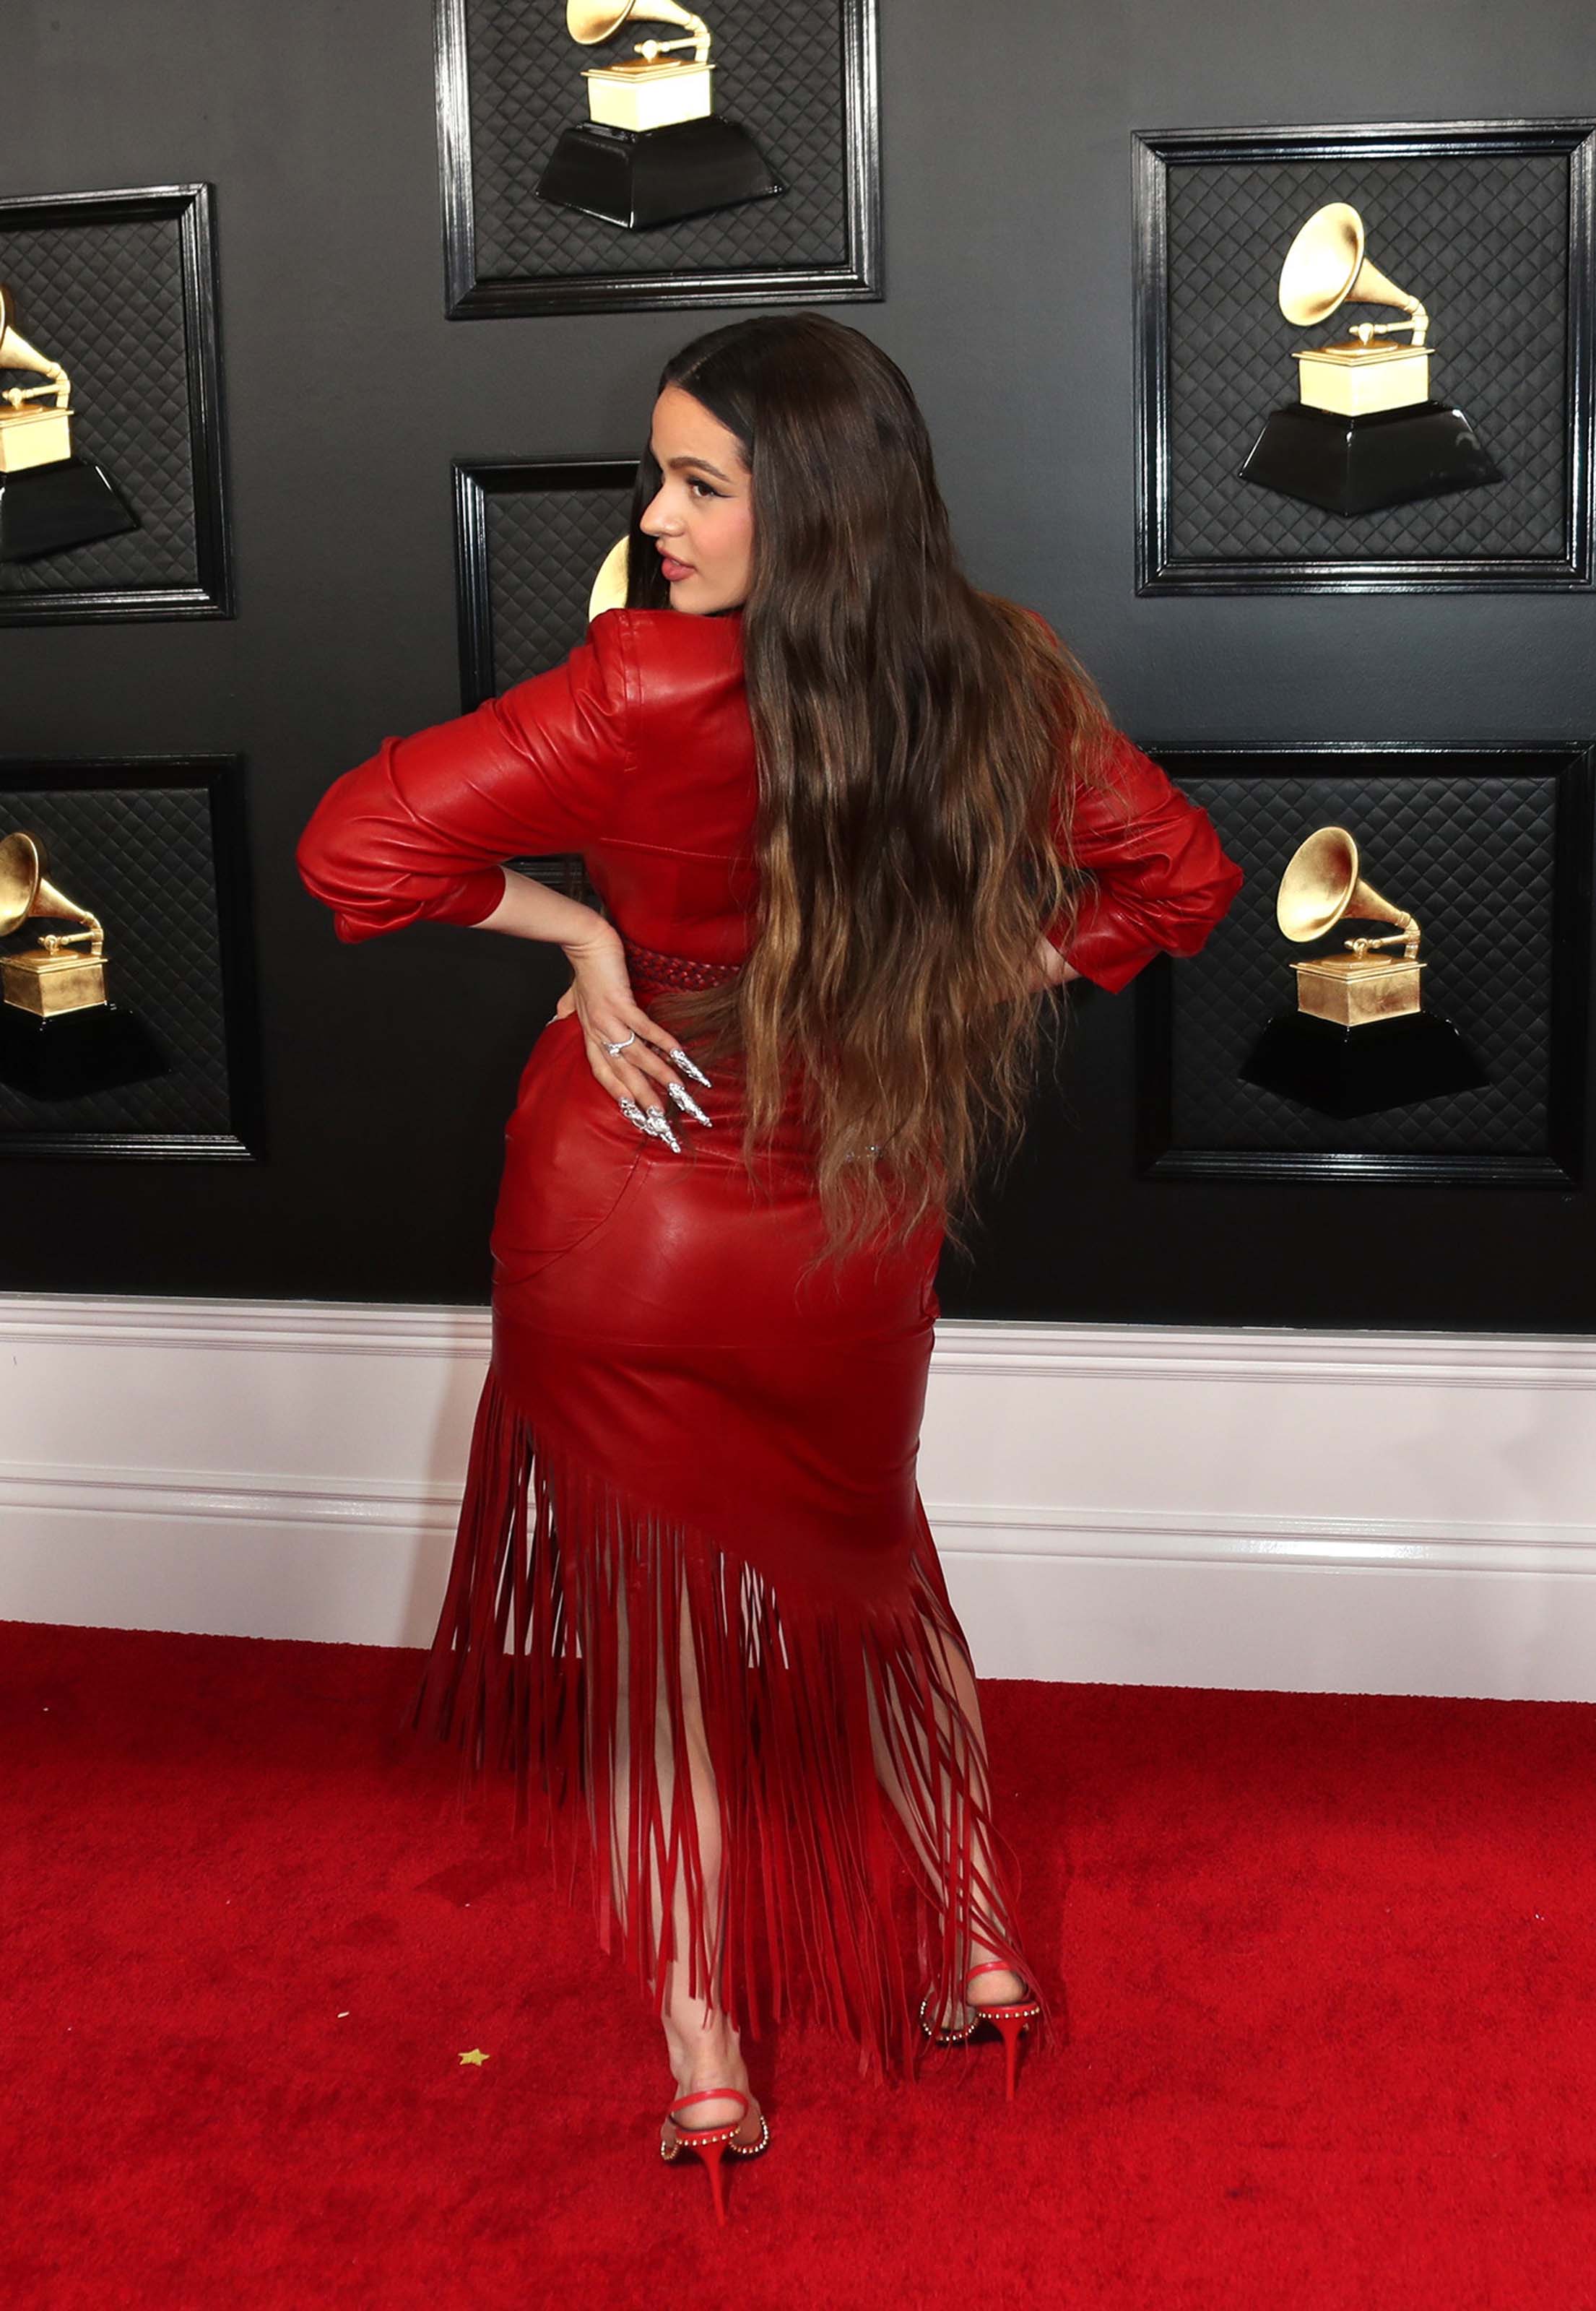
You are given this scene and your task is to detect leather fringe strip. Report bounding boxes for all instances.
[405,1362,1054,2086]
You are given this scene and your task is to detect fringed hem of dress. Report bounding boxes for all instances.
[403,1360,1055,2086]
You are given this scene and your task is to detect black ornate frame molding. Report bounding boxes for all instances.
[1133,742,1593,1188]
[0,755,262,1161]
[453,454,637,709]
[453,457,633,901]
[1132,120,1596,594]
[0,183,232,625]
[435,0,882,317]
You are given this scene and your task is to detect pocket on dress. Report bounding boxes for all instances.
[490,1064,649,1286]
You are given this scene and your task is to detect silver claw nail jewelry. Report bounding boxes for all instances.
[604,1030,638,1059]
[643,1105,682,1153]
[667,1046,713,1088]
[617,1097,651,1133]
[665,1082,713,1128]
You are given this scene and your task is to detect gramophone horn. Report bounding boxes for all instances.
[0,831,102,945]
[588,535,630,623]
[1278,203,1429,346]
[0,284,70,402]
[566,0,702,42]
[1275,826,1413,945]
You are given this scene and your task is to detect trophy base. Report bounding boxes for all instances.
[535,116,785,229]
[0,456,139,563]
[0,1002,166,1098]
[1237,401,1502,516]
[1240,1009,1488,1119]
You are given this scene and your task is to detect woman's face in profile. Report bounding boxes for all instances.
[640,384,754,614]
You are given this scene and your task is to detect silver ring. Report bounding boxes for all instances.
[603,1030,636,1057]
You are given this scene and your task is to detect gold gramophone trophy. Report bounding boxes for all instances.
[0,285,138,561]
[588,533,630,620]
[0,832,164,1097]
[537,1,784,229]
[1239,826,1485,1117]
[1239,203,1501,516]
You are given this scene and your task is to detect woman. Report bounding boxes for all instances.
[296,313,1242,2226]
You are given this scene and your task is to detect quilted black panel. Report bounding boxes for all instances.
[463,0,849,281]
[1165,150,1571,563]
[1158,763,1558,1156]
[0,784,233,1137]
[0,214,198,597]
[477,481,632,899]
[486,480,634,690]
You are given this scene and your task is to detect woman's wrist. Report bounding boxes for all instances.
[560,916,623,964]
[467,865,613,951]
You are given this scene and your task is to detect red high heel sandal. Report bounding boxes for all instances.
[918,1961,1044,2101]
[659,2087,769,2226]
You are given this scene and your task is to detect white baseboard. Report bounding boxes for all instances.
[2,1293,1594,1701]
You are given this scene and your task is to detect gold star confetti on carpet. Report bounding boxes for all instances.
[458,2049,488,2066]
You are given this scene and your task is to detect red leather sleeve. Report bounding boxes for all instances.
[1016,607,1241,992]
[295,610,635,944]
[1046,732,1244,994]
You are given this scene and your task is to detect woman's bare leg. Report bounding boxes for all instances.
[867,1605,1028,2023]
[604,1565,760,2146]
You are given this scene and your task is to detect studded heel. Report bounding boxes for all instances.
[659,2086,769,2226]
[918,1961,1044,2101]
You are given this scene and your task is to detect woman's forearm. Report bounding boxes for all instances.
[467,866,613,951]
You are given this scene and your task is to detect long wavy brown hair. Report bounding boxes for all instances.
[623,314,1114,1275]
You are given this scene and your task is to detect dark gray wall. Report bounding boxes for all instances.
[3,0,1592,1326]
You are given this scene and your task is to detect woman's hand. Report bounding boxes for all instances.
[1025,935,1081,995]
[555,924,714,1150]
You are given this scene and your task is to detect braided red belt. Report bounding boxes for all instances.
[621,935,742,991]
[618,936,875,1146]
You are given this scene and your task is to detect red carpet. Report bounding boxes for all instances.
[3,1618,1594,2309]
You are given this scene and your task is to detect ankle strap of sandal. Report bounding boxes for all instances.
[965,1961,1028,1992]
[669,2087,750,2119]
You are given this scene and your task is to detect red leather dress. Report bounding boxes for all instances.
[296,605,1243,2083]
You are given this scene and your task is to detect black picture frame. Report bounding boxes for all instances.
[454,455,636,708]
[1133,744,1593,1187]
[454,456,636,899]
[435,0,882,318]
[0,183,232,624]
[1132,120,1596,594]
[0,755,263,1161]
